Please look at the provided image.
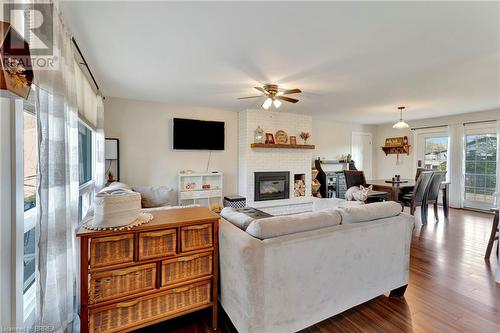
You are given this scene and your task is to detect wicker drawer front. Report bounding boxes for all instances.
[181,224,213,252]
[90,235,134,268]
[89,263,156,305]
[161,252,212,287]
[89,281,211,333]
[139,229,177,260]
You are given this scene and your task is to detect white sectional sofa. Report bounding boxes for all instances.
[219,202,414,333]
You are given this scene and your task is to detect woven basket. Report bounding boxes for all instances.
[161,252,212,287]
[89,263,156,305]
[89,281,211,333]
[90,234,134,268]
[181,224,213,252]
[138,229,177,260]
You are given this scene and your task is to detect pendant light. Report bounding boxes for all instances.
[393,106,409,129]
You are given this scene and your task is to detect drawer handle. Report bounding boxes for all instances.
[93,235,130,243]
[116,300,140,308]
[177,255,198,262]
[172,287,190,293]
[142,230,175,237]
[186,225,210,230]
[112,266,140,276]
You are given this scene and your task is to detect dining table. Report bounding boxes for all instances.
[367,179,450,218]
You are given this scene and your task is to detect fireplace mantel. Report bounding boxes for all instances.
[250,143,315,149]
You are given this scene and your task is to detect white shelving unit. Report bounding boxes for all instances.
[178,172,223,211]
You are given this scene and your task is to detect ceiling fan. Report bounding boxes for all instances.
[238,84,302,110]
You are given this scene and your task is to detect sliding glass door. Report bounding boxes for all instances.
[464,126,497,210]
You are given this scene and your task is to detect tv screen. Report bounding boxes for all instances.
[173,118,225,150]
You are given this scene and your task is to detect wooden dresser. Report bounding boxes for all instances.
[76,207,219,333]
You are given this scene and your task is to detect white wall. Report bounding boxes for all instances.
[372,108,500,179]
[313,118,374,161]
[104,97,239,195]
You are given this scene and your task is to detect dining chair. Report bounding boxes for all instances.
[415,168,426,181]
[343,170,388,202]
[485,208,499,259]
[400,171,433,224]
[397,167,431,201]
[423,171,447,222]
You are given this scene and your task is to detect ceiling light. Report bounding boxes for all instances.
[262,97,273,110]
[273,99,282,108]
[393,106,409,129]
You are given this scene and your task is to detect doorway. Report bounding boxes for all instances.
[351,132,373,180]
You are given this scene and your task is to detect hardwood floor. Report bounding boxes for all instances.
[140,207,500,333]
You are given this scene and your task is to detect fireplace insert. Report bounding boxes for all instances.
[254,172,290,201]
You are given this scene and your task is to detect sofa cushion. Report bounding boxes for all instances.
[220,207,255,230]
[246,209,342,240]
[339,201,402,223]
[312,198,363,212]
[132,186,176,208]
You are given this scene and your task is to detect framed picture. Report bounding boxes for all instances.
[265,132,275,144]
[289,136,297,145]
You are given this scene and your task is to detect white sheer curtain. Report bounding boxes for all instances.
[34,5,80,333]
[448,124,465,208]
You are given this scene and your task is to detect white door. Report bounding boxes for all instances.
[351,132,373,180]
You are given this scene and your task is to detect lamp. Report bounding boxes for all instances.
[393,106,409,129]
[273,99,282,108]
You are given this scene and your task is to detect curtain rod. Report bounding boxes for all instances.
[463,120,497,126]
[71,37,105,100]
[410,125,448,131]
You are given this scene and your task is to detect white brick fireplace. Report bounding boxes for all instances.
[238,109,317,214]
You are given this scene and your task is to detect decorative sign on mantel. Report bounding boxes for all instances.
[0,21,34,99]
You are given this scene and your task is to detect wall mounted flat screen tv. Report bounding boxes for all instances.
[173,118,225,150]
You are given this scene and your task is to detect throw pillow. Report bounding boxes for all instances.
[132,186,176,208]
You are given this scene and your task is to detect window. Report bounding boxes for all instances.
[79,122,93,185]
[464,132,497,209]
[78,121,95,221]
[23,92,37,326]
[423,136,449,172]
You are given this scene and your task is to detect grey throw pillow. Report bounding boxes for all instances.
[132,186,176,208]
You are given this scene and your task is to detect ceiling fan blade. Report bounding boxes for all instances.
[276,96,299,103]
[237,96,263,100]
[280,88,302,95]
[254,86,269,95]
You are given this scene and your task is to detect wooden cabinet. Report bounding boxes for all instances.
[77,207,219,333]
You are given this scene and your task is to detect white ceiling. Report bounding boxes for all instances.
[60,1,500,124]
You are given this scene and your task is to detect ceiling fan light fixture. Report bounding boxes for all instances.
[262,97,273,110]
[273,99,282,108]
[393,106,409,129]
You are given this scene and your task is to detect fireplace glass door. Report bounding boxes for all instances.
[254,172,290,201]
